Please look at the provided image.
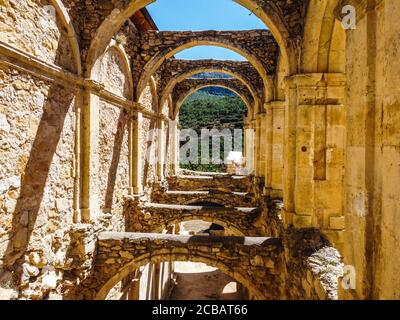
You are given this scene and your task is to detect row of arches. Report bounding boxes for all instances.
[28,0,345,104]
[0,0,359,301]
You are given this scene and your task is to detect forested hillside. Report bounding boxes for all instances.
[179,87,246,172]
[180,87,246,129]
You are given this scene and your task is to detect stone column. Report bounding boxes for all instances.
[271,101,285,197]
[282,73,345,247]
[157,118,165,181]
[264,103,273,195]
[253,118,260,176]
[128,278,140,300]
[131,110,143,195]
[282,79,297,222]
[258,112,266,179]
[153,263,161,300]
[169,119,179,175]
[80,81,102,222]
[244,121,254,174]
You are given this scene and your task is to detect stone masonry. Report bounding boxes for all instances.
[70,232,285,300]
[1,0,399,302]
[156,59,264,99]
[172,78,254,116]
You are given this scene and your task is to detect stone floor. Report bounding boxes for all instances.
[168,221,247,300]
[169,262,246,300]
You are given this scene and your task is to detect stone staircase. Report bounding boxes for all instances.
[124,201,264,236]
[130,174,265,236]
[166,175,252,193]
[68,173,342,301]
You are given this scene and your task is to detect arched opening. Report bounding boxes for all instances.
[104,257,250,301]
[104,212,253,301]
[136,39,274,103]
[177,85,248,174]
[85,0,291,90]
[160,67,261,118]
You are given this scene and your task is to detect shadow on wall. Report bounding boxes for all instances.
[104,109,129,212]
[1,29,76,289]
[142,119,157,189]
[3,89,74,273]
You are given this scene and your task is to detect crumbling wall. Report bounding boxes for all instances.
[0,67,76,299]
[0,0,75,72]
[98,101,129,230]
[343,0,400,300]
[95,44,131,230]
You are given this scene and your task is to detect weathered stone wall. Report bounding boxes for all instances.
[94,44,131,230]
[124,197,264,236]
[97,101,129,230]
[167,175,252,193]
[96,47,131,98]
[126,29,279,97]
[342,0,400,300]
[283,228,343,300]
[71,232,285,300]
[0,67,76,299]
[156,59,264,98]
[139,84,155,112]
[0,0,76,72]
[139,116,157,196]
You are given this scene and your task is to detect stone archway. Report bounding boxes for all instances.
[70,232,285,300]
[83,0,300,77]
[157,59,264,117]
[133,31,277,102]
[301,0,345,73]
[124,196,264,236]
[172,79,254,119]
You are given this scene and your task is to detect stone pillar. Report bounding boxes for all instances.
[131,110,143,194]
[253,118,260,176]
[282,80,297,222]
[271,101,285,196]
[80,82,101,222]
[264,103,273,195]
[339,0,400,299]
[244,121,255,174]
[258,112,266,179]
[153,263,161,300]
[169,119,179,175]
[128,109,134,195]
[282,73,346,249]
[264,101,285,197]
[157,118,165,181]
[128,271,141,300]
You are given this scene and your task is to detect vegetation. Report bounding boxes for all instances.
[179,87,246,172]
[180,87,246,129]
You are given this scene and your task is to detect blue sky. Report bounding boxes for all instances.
[146,0,266,60]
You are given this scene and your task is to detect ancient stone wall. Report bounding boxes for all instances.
[71,232,285,300]
[0,0,76,72]
[97,101,129,230]
[283,228,343,300]
[342,0,400,300]
[167,175,252,193]
[0,67,76,299]
[125,29,279,98]
[156,59,264,98]
[123,196,264,236]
